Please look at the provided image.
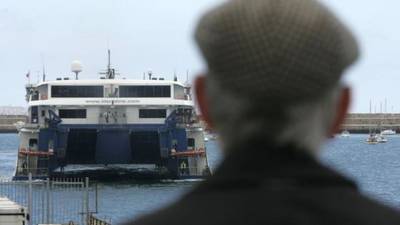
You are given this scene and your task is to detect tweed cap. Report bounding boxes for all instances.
[195,0,359,104]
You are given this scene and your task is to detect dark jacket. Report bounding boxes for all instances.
[124,140,400,225]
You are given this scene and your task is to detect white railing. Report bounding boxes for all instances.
[0,174,99,225]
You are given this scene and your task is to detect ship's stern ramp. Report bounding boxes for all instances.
[39,123,186,178]
[62,128,161,165]
[27,109,208,179]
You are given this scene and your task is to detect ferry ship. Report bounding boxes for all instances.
[14,52,210,180]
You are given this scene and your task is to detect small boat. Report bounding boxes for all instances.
[366,133,378,144]
[204,131,218,141]
[380,129,396,135]
[13,121,26,132]
[377,134,387,143]
[204,136,209,142]
[340,130,350,137]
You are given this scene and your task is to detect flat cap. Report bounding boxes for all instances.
[195,0,359,104]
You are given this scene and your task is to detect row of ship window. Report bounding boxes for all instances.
[39,85,185,98]
[31,107,167,122]
[58,109,167,119]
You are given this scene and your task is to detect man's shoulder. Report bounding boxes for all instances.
[124,179,400,225]
[124,144,400,225]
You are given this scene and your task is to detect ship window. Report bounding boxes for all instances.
[51,85,104,98]
[29,139,38,148]
[119,85,171,98]
[31,106,38,123]
[188,138,195,147]
[139,109,167,118]
[38,84,48,100]
[31,91,39,101]
[59,109,87,119]
[174,84,185,100]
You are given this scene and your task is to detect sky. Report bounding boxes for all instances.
[0,0,399,113]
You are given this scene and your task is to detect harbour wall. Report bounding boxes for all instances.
[0,115,27,133]
[341,113,400,133]
[0,114,399,134]
[201,113,400,134]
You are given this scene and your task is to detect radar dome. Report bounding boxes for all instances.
[71,60,83,73]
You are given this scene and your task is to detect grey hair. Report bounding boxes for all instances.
[206,76,342,155]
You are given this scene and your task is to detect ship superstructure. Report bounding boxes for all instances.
[14,53,210,180]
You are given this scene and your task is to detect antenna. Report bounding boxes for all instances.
[174,69,177,81]
[148,69,152,80]
[99,49,118,79]
[42,64,46,82]
[173,70,178,82]
[36,71,40,84]
[143,72,145,80]
[71,60,83,80]
[107,49,115,79]
[41,54,46,82]
[108,49,111,72]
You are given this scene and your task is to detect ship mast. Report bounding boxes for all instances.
[100,49,117,79]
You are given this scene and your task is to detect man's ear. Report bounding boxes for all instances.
[194,75,213,129]
[329,87,351,136]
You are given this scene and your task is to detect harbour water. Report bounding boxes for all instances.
[1,133,400,223]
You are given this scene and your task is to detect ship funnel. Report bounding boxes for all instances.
[71,60,83,80]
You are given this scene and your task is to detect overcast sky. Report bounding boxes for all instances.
[0,0,399,113]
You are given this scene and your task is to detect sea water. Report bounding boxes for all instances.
[1,134,400,223]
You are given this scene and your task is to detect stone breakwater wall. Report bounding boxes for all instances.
[341,113,400,133]
[0,113,398,134]
[0,115,27,133]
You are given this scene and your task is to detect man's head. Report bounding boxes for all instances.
[194,0,359,154]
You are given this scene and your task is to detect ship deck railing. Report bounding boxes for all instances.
[18,148,54,157]
[170,148,206,157]
[15,168,49,178]
[19,123,40,129]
